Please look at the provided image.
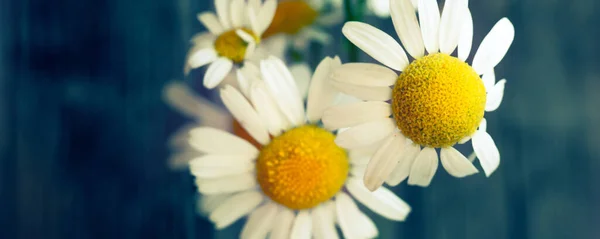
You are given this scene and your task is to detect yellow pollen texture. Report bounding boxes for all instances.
[392,53,486,148]
[213,28,259,63]
[262,1,318,39]
[256,125,348,210]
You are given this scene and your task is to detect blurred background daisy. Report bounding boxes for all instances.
[4,0,600,239]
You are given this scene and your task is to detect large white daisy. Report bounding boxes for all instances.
[185,0,278,89]
[322,0,514,190]
[189,56,411,238]
[262,0,344,49]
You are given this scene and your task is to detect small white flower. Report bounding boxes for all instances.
[185,0,278,89]
[323,0,514,190]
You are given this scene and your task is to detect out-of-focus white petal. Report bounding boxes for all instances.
[306,57,340,123]
[220,85,270,145]
[209,190,263,229]
[215,0,232,29]
[204,58,233,89]
[261,56,306,126]
[197,12,224,35]
[256,0,277,35]
[240,202,279,239]
[289,63,312,98]
[189,48,218,69]
[188,127,258,155]
[290,211,312,239]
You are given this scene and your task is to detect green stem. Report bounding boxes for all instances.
[343,0,367,62]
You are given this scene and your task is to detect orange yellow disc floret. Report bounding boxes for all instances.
[392,53,486,148]
[256,125,348,210]
[262,1,319,39]
[213,28,259,63]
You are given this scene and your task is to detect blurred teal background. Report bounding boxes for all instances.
[1,0,599,238]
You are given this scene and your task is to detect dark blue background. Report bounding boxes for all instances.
[1,0,599,238]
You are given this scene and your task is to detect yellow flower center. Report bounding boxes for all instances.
[392,53,486,148]
[213,28,260,63]
[256,125,348,210]
[262,1,318,39]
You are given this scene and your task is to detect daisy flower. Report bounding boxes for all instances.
[189,56,411,238]
[322,0,514,190]
[185,0,278,89]
[261,0,344,49]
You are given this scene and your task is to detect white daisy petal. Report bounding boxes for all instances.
[229,0,246,28]
[250,81,289,136]
[196,173,257,194]
[190,161,254,179]
[261,56,306,126]
[270,208,296,239]
[248,6,261,36]
[163,82,229,126]
[322,101,391,130]
[240,202,279,239]
[386,141,420,186]
[458,9,473,61]
[330,63,397,87]
[189,154,255,168]
[390,0,425,58]
[458,136,471,144]
[407,147,439,187]
[419,0,441,54]
[364,132,408,191]
[438,0,468,54]
[440,147,479,177]
[248,0,261,12]
[209,190,263,229]
[330,80,392,101]
[306,57,340,123]
[236,29,255,44]
[486,79,506,112]
[245,41,256,60]
[198,193,233,215]
[347,179,411,221]
[197,12,224,35]
[472,130,500,177]
[472,18,515,74]
[215,0,232,29]
[481,68,496,92]
[220,85,270,145]
[335,192,378,239]
[188,127,258,155]
[256,0,277,35]
[342,21,409,71]
[290,211,312,239]
[204,58,233,89]
[311,203,338,239]
[479,118,487,132]
[335,118,395,149]
[289,63,312,98]
[188,48,218,69]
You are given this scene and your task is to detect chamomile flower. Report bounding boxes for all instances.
[185,0,278,89]
[261,0,344,49]
[189,56,411,238]
[323,0,514,190]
